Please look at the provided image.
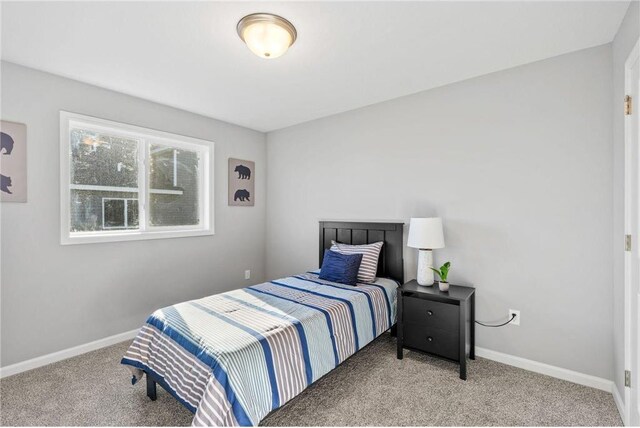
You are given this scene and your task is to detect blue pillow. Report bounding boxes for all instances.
[319,249,363,286]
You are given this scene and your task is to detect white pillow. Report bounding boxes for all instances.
[330,240,383,283]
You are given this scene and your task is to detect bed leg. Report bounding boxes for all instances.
[390,324,397,337]
[146,373,157,401]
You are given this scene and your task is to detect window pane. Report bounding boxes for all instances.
[70,128,138,187]
[69,128,139,232]
[127,199,139,228]
[103,199,126,228]
[149,144,200,227]
[70,191,139,231]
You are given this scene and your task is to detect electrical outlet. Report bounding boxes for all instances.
[509,309,520,326]
[244,270,251,280]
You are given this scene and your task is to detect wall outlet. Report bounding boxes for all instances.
[509,309,520,326]
[244,270,251,280]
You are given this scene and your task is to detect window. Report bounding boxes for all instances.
[60,111,213,244]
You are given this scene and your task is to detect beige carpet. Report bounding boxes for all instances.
[0,333,622,426]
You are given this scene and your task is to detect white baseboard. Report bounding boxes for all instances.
[475,346,613,392]
[0,328,139,379]
[612,384,626,426]
[0,332,620,407]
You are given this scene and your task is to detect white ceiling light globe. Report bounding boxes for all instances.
[237,14,297,60]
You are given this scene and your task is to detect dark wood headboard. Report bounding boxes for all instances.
[319,221,404,284]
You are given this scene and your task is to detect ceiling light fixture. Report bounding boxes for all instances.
[237,13,297,59]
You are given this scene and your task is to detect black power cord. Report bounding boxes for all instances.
[476,313,517,328]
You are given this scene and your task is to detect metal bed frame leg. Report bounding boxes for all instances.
[146,373,157,401]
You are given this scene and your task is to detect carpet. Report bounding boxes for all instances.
[0,333,621,426]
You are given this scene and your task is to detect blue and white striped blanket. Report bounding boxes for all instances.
[121,272,398,427]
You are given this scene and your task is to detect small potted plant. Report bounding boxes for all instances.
[430,262,451,292]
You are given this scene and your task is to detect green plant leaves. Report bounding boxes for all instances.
[440,262,451,282]
[429,267,441,278]
[430,262,451,281]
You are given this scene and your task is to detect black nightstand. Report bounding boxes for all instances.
[397,280,475,380]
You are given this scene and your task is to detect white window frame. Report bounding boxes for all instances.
[60,111,214,245]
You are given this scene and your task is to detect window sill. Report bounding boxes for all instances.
[60,228,214,245]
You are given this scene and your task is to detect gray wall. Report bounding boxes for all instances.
[0,61,267,366]
[612,1,639,399]
[266,45,614,379]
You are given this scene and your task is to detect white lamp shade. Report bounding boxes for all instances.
[407,217,445,249]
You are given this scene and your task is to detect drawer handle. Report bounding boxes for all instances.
[427,310,433,316]
[427,336,433,342]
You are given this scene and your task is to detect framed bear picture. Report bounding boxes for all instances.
[0,120,27,203]
[228,158,254,207]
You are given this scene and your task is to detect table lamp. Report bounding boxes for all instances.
[407,217,445,286]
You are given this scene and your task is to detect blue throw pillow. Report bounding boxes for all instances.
[319,249,363,286]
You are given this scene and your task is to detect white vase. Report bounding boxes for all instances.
[417,249,434,286]
[438,281,450,292]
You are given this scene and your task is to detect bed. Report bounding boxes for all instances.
[121,221,404,427]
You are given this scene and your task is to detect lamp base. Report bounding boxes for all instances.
[417,249,434,286]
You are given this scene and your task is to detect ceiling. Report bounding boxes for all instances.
[1,1,630,132]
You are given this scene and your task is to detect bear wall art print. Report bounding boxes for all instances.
[0,120,27,203]
[228,158,254,206]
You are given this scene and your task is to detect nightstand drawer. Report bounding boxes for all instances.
[403,296,459,332]
[403,323,459,360]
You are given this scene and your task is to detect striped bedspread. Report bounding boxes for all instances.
[121,271,398,427]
